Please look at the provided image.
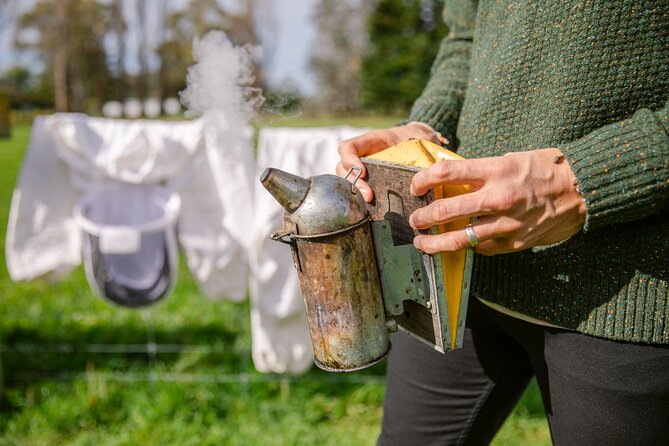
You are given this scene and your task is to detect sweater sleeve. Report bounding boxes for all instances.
[408,0,479,146]
[560,99,669,232]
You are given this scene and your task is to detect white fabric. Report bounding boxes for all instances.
[250,126,368,374]
[6,115,372,375]
[6,113,252,302]
[173,111,254,302]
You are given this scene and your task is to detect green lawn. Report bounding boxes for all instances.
[0,118,550,445]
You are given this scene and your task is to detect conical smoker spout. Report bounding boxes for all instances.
[260,167,310,214]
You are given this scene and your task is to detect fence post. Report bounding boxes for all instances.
[0,91,10,139]
[0,345,4,398]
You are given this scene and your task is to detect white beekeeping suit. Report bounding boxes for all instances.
[6,113,252,303]
[251,126,368,374]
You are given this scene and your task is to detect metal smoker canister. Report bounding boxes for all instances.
[261,167,390,372]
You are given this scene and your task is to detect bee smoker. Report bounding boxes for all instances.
[261,167,390,372]
[261,160,473,373]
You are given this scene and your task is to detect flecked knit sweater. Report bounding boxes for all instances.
[409,0,669,344]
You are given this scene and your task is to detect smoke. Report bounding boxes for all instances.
[180,31,264,122]
[178,31,260,257]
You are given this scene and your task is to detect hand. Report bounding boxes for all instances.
[336,121,445,202]
[409,148,587,256]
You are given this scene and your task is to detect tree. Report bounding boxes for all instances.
[309,0,373,115]
[1,65,32,93]
[110,0,127,101]
[360,0,448,114]
[1,66,53,108]
[15,0,112,112]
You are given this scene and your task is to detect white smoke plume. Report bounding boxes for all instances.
[180,31,264,121]
[179,31,262,257]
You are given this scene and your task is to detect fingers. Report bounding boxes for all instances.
[408,148,587,256]
[398,121,447,146]
[413,216,526,255]
[337,123,444,175]
[409,191,489,230]
[335,161,373,202]
[337,132,397,203]
[413,217,496,254]
[410,157,503,196]
[337,128,409,202]
[336,123,446,203]
[338,130,394,171]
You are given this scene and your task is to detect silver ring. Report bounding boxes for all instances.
[465,224,479,248]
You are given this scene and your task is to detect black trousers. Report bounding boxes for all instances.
[377,298,669,446]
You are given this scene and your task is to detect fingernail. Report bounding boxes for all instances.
[413,237,422,251]
[358,187,372,202]
[408,213,416,228]
[409,184,416,196]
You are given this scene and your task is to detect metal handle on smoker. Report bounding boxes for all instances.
[344,166,364,194]
[271,229,295,246]
[271,229,302,272]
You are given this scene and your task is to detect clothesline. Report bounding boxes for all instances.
[5,114,369,375]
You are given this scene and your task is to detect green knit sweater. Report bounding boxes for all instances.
[409,0,669,344]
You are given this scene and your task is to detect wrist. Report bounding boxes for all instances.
[548,148,587,227]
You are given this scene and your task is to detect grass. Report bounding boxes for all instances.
[0,118,550,445]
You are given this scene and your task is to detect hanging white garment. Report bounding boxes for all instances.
[174,112,255,302]
[251,126,368,374]
[6,113,252,303]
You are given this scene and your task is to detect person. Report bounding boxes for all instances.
[336,1,669,444]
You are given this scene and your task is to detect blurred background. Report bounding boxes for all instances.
[0,0,550,444]
[0,0,446,120]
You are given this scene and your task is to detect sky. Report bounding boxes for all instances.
[257,0,318,94]
[0,0,319,95]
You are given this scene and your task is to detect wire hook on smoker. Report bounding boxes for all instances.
[344,166,364,194]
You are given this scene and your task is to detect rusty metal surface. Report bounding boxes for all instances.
[293,221,389,372]
[262,167,390,371]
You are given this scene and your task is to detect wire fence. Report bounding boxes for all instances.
[0,341,387,387]
[0,298,386,393]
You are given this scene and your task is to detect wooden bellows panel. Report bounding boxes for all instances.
[362,158,450,351]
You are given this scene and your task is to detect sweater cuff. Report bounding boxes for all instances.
[559,109,669,232]
[409,96,463,147]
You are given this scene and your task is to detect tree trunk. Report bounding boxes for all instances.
[0,92,10,138]
[53,0,69,112]
[155,0,168,106]
[135,0,149,101]
[113,0,127,101]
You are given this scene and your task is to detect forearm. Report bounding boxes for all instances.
[409,40,471,146]
[408,0,478,148]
